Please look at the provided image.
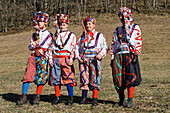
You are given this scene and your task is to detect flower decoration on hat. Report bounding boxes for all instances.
[33,11,49,39]
[33,11,49,30]
[83,16,96,25]
[118,7,133,39]
[118,7,133,23]
[54,14,70,25]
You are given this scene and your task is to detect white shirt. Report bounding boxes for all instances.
[76,29,109,59]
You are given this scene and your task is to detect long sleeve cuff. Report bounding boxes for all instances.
[111,55,114,60]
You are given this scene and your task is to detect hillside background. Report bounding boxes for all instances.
[0,0,170,34]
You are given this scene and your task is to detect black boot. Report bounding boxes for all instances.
[118,93,126,106]
[17,94,27,105]
[32,94,40,105]
[52,96,61,105]
[92,98,98,106]
[65,96,73,105]
[80,97,87,104]
[125,98,133,108]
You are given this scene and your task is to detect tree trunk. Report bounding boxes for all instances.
[84,0,87,15]
[109,0,112,13]
[44,0,48,12]
[64,0,67,14]
[136,0,138,11]
[155,0,158,11]
[10,0,14,27]
[58,0,61,13]
[0,1,4,32]
[67,0,71,15]
[95,0,99,12]
[121,0,123,7]
[164,0,167,8]
[144,0,147,10]
[124,0,126,7]
[115,0,118,13]
[5,0,10,32]
[36,0,41,11]
[147,0,150,9]
[102,0,106,12]
[77,0,82,25]
[106,0,109,14]
[153,0,155,11]
[132,0,135,9]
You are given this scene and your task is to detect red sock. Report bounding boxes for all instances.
[36,85,44,95]
[55,85,60,97]
[128,87,135,99]
[93,89,98,98]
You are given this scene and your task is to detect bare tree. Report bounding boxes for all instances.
[95,0,99,12]
[121,0,123,7]
[44,0,48,12]
[67,0,71,15]
[64,0,67,14]
[84,0,87,15]
[144,0,147,10]
[164,0,168,8]
[115,0,118,12]
[58,0,61,13]
[124,0,126,7]
[109,0,112,13]
[0,1,4,32]
[0,0,169,33]
[36,0,41,11]
[135,0,138,11]
[102,0,106,12]
[106,0,109,14]
[147,0,150,9]
[132,0,135,9]
[4,0,10,32]
[156,0,158,11]
[152,0,158,11]
[132,0,138,11]
[153,0,155,11]
[77,0,82,25]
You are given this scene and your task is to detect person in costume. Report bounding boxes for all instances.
[110,7,142,108]
[75,16,109,106]
[17,11,53,105]
[49,14,77,106]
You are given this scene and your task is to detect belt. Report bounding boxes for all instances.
[54,52,70,56]
[54,55,70,58]
[54,50,70,58]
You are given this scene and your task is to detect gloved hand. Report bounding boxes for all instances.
[132,54,138,64]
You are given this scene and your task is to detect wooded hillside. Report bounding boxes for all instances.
[0,0,169,33]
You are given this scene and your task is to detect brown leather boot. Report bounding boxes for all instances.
[17,94,27,105]
[32,94,40,105]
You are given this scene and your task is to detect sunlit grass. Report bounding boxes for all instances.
[0,13,169,112]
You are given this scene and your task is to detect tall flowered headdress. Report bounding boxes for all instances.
[83,16,96,25]
[118,7,133,38]
[33,11,49,39]
[54,14,70,25]
[53,14,70,39]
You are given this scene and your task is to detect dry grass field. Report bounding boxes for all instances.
[0,13,169,113]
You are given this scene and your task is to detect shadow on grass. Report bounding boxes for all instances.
[1,93,116,105]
